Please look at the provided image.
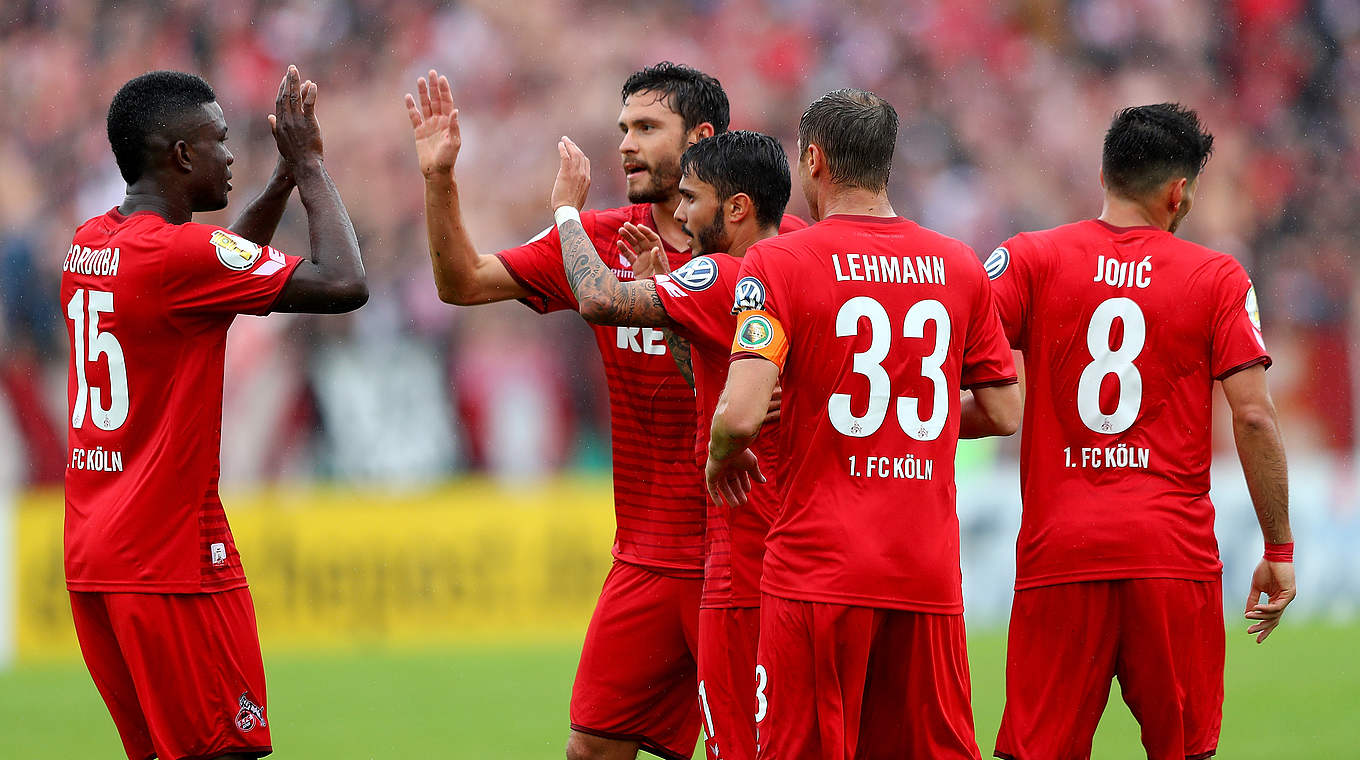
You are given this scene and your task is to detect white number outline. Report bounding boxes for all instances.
[828,297,951,440]
[66,289,130,431]
[1076,297,1145,434]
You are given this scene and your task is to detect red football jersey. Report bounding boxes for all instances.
[988,219,1270,589]
[497,206,804,574]
[655,253,780,608]
[62,209,303,593]
[731,215,1017,613]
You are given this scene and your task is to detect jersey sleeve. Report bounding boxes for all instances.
[984,234,1034,350]
[492,213,603,314]
[654,256,735,348]
[162,223,304,317]
[1210,259,1272,379]
[729,244,790,371]
[961,251,1019,389]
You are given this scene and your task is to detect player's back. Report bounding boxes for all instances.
[989,219,1269,588]
[62,209,301,593]
[735,215,1015,613]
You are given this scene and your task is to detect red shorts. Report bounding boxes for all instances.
[755,594,980,760]
[69,588,271,760]
[571,560,703,760]
[995,579,1224,760]
[698,607,760,760]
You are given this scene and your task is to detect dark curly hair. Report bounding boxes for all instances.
[107,70,216,183]
[621,62,729,134]
[1102,103,1215,199]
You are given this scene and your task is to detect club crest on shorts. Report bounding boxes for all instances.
[732,276,766,314]
[984,247,1010,280]
[235,691,267,732]
[672,256,719,291]
[737,314,775,350]
[212,230,263,271]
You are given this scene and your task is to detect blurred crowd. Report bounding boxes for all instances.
[1,0,1357,488]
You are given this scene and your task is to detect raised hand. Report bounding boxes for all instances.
[1244,559,1296,643]
[617,222,669,279]
[405,69,461,178]
[269,65,323,166]
[551,136,591,211]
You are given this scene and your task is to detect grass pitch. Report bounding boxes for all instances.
[2,622,1353,758]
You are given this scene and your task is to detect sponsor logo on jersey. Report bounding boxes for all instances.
[235,692,267,732]
[737,314,774,350]
[984,247,1010,280]
[671,256,718,291]
[252,248,287,277]
[212,230,263,271]
[210,542,227,565]
[732,276,766,314]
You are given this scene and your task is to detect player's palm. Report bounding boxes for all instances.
[405,69,462,178]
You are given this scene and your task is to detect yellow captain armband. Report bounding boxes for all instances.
[731,309,789,371]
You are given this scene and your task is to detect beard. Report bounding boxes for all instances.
[626,153,683,204]
[685,212,727,255]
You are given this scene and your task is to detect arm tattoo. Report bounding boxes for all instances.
[663,329,695,388]
[560,218,670,326]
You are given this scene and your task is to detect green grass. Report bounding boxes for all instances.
[2,622,1354,758]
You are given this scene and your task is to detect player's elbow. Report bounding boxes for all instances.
[328,278,369,312]
[577,296,616,325]
[714,407,762,443]
[978,384,1022,436]
[1233,404,1278,438]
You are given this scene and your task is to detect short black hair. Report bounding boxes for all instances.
[1102,103,1214,199]
[107,71,216,183]
[680,131,790,229]
[798,88,898,193]
[621,62,729,134]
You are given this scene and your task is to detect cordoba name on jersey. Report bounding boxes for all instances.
[64,244,120,276]
[832,253,946,285]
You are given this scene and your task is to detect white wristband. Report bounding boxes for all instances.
[554,205,581,229]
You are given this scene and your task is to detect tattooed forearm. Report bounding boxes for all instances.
[560,219,670,326]
[664,329,695,388]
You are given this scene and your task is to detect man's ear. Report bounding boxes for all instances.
[727,193,754,224]
[688,122,715,145]
[806,143,825,179]
[171,140,193,174]
[1167,176,1188,213]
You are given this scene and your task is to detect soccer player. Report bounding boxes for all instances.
[706,89,1022,759]
[548,129,796,760]
[406,63,793,760]
[985,103,1295,760]
[63,66,366,760]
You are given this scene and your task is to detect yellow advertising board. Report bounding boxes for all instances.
[16,478,618,661]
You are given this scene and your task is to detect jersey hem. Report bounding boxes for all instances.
[761,582,963,614]
[569,723,691,760]
[492,252,554,314]
[963,375,1019,390]
[178,745,271,760]
[699,598,761,610]
[65,577,250,594]
[612,552,704,578]
[1214,355,1271,381]
[1013,567,1222,590]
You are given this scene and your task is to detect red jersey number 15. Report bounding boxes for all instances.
[67,288,130,431]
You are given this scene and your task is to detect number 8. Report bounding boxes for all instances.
[1077,297,1145,434]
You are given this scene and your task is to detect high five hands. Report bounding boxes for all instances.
[405,69,461,179]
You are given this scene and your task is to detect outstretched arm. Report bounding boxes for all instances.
[229,157,293,246]
[406,70,526,305]
[1221,364,1295,643]
[552,137,670,327]
[266,65,367,314]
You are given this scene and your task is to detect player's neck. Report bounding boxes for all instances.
[649,197,690,251]
[1098,194,1170,232]
[817,187,895,220]
[119,183,192,224]
[726,224,780,258]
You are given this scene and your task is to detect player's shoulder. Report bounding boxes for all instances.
[583,204,639,229]
[665,253,727,293]
[778,213,810,233]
